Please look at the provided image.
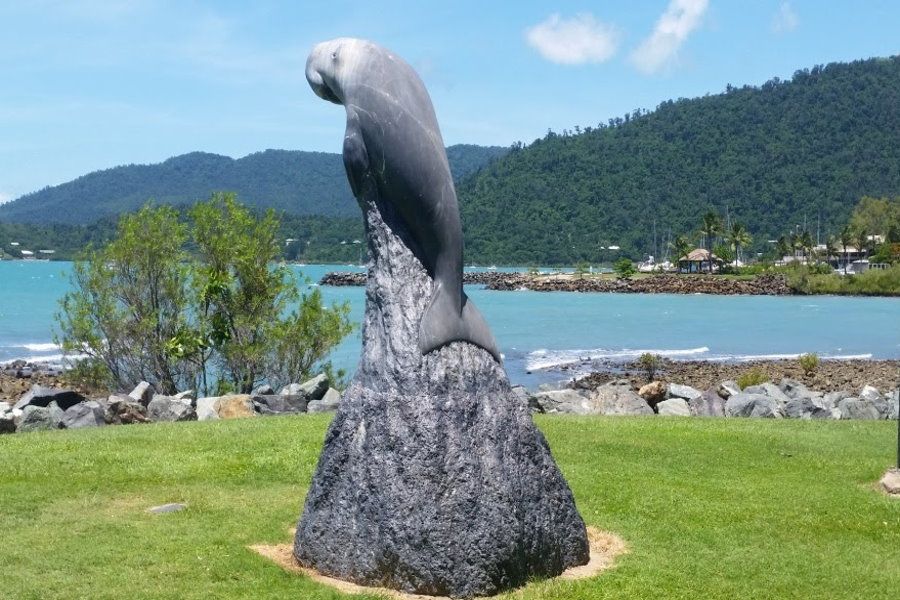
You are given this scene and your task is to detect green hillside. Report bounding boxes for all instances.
[459,56,900,264]
[0,145,507,225]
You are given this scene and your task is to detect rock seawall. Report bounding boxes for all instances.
[320,271,793,295]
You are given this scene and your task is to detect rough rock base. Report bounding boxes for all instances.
[292,186,590,597]
[257,527,624,600]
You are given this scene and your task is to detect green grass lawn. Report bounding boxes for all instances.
[2,415,898,599]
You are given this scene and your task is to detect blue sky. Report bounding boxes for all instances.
[0,0,897,202]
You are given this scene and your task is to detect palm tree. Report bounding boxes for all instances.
[839,225,853,271]
[824,236,838,267]
[800,231,814,263]
[854,227,870,260]
[669,234,693,272]
[776,235,791,262]
[699,211,721,273]
[726,223,752,266]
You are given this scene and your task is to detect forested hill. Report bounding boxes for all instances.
[459,56,900,264]
[0,144,508,225]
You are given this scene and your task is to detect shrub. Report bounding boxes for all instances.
[614,258,636,280]
[638,353,662,381]
[57,194,354,395]
[798,353,820,376]
[737,368,768,390]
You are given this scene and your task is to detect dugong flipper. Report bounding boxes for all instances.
[306,38,501,362]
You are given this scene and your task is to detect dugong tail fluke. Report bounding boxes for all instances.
[420,283,501,362]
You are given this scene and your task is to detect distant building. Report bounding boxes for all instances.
[678,248,722,273]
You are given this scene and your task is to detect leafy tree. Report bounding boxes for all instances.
[57,195,354,395]
[613,258,636,279]
[56,205,196,393]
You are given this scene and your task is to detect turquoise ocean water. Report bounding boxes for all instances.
[1,261,898,387]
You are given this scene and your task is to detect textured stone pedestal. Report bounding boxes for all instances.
[293,190,589,597]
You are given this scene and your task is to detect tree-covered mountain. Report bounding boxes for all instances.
[458,56,900,264]
[0,145,508,225]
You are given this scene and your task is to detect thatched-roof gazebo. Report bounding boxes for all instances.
[678,248,723,273]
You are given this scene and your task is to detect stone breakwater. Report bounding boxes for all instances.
[0,372,342,435]
[320,271,793,295]
[523,366,899,421]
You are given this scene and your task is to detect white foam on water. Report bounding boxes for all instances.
[526,346,710,371]
[22,342,60,352]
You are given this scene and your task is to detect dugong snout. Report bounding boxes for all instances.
[305,41,345,105]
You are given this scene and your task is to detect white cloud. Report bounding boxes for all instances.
[772,1,799,33]
[630,0,709,74]
[0,192,12,205]
[525,13,621,65]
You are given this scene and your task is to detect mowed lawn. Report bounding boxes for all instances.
[2,415,898,599]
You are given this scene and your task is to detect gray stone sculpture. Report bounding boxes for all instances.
[294,38,589,598]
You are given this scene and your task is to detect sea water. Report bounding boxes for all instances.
[1,261,898,387]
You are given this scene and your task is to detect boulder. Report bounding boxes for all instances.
[591,380,653,416]
[298,374,330,401]
[725,393,783,418]
[824,390,851,406]
[280,383,302,396]
[196,397,218,421]
[638,381,666,405]
[881,469,900,495]
[13,385,86,411]
[129,381,154,405]
[196,395,256,420]
[0,415,15,434]
[252,394,307,415]
[889,390,899,420]
[784,397,832,419]
[508,385,532,409]
[656,398,690,417]
[173,390,194,402]
[0,401,10,415]
[859,385,883,403]
[308,388,342,413]
[532,389,591,415]
[837,397,881,420]
[147,396,196,422]
[16,405,54,432]
[779,378,812,400]
[743,383,791,404]
[667,383,702,401]
[47,401,66,428]
[718,380,742,399]
[106,395,149,424]
[216,395,256,419]
[252,384,274,396]
[689,388,726,417]
[61,401,106,429]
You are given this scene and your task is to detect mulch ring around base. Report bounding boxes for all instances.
[250,526,627,599]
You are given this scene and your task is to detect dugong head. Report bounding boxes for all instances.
[306,38,368,105]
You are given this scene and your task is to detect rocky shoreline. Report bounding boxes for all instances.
[569,358,900,395]
[523,357,900,421]
[0,360,343,434]
[320,271,794,295]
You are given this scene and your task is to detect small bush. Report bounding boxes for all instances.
[638,352,662,381]
[798,353,820,375]
[737,368,768,390]
[614,258,636,280]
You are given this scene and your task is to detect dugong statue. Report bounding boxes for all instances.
[305,38,501,362]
